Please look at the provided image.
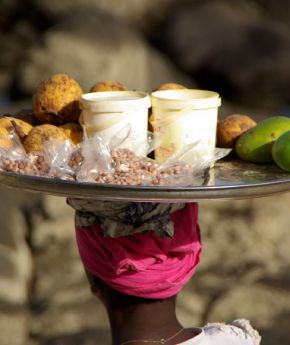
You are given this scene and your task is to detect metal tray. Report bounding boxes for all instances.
[0,159,290,202]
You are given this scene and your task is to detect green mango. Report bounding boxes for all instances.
[235,116,290,163]
[272,130,290,172]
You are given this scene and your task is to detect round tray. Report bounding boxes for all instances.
[0,159,290,202]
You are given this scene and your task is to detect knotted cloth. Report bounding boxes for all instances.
[76,203,201,299]
[68,199,186,237]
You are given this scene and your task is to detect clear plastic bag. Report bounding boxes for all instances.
[0,122,231,186]
[157,140,231,186]
[0,127,27,161]
[0,128,43,176]
[76,134,113,183]
[41,139,76,180]
[76,125,231,186]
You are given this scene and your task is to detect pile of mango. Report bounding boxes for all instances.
[217,114,290,172]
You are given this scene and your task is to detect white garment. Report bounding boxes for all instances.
[180,319,261,345]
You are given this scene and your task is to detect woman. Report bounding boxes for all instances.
[68,200,261,345]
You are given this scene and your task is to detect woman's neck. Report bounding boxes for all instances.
[107,297,183,345]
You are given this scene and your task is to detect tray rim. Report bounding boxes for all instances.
[1,169,290,202]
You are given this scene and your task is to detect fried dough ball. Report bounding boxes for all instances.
[60,123,83,144]
[157,83,187,91]
[0,127,12,149]
[0,117,33,136]
[32,74,83,125]
[217,114,257,148]
[24,124,68,153]
[0,116,33,143]
[89,81,127,92]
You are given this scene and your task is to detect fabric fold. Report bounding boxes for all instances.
[76,203,201,299]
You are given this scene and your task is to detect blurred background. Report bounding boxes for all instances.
[1,0,290,344]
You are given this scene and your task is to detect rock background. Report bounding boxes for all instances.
[1,191,290,345]
[2,0,290,112]
[1,0,290,344]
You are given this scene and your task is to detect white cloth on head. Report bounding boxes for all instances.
[180,319,261,345]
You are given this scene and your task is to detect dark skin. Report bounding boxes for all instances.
[85,270,201,345]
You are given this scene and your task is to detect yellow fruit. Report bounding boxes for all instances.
[217,114,257,148]
[24,124,68,153]
[0,117,33,136]
[32,74,83,125]
[157,83,187,91]
[60,123,83,144]
[89,81,127,92]
[0,127,12,149]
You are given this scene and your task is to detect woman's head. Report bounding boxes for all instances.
[76,203,202,301]
[85,269,178,311]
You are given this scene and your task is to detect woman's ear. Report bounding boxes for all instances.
[91,284,101,297]
[84,268,105,301]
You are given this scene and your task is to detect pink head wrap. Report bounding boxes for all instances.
[76,203,201,299]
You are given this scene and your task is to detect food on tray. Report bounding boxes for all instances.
[31,153,51,173]
[68,146,192,185]
[272,130,290,172]
[89,81,127,92]
[0,117,33,136]
[0,157,45,176]
[32,74,83,125]
[0,143,193,185]
[24,124,68,153]
[216,114,257,148]
[68,148,84,174]
[95,148,159,185]
[60,123,83,144]
[0,127,13,149]
[157,83,187,90]
[0,75,229,186]
[236,116,290,163]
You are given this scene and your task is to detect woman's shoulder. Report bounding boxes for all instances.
[202,319,261,345]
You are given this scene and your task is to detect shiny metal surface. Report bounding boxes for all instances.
[0,159,290,202]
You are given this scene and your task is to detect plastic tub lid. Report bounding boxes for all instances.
[80,91,151,112]
[151,89,221,110]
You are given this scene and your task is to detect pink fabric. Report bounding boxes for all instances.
[76,203,202,299]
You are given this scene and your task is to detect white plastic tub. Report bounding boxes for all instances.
[150,89,221,163]
[80,91,151,156]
